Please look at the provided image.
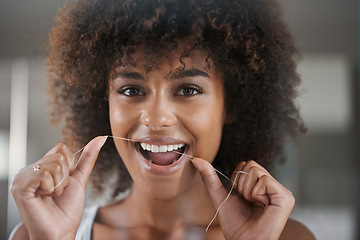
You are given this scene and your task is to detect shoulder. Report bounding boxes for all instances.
[280,218,316,240]
[9,222,29,240]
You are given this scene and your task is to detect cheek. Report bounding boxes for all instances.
[108,99,141,165]
[185,98,225,162]
[109,103,123,136]
[109,99,138,138]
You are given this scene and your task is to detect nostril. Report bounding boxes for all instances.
[139,96,177,128]
[140,113,176,129]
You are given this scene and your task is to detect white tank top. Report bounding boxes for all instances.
[75,205,100,240]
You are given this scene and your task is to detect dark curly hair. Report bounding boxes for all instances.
[47,0,305,201]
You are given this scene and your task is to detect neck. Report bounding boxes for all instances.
[127,172,219,231]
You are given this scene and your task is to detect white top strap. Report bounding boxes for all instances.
[75,205,100,240]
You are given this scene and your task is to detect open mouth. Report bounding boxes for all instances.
[138,142,187,166]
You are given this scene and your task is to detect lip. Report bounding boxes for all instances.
[134,136,189,176]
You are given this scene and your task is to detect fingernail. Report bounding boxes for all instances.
[100,135,108,148]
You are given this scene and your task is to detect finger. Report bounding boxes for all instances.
[44,142,75,173]
[71,136,107,188]
[191,158,228,208]
[243,166,270,205]
[237,161,270,195]
[34,164,55,195]
[252,175,295,209]
[230,161,247,188]
[242,160,270,174]
[35,157,69,197]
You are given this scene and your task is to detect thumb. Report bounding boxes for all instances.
[71,136,107,187]
[191,158,228,208]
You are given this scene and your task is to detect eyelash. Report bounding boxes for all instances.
[117,84,203,97]
[175,85,203,97]
[117,86,145,97]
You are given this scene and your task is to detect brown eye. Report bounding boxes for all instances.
[176,85,203,96]
[182,88,197,96]
[118,86,145,97]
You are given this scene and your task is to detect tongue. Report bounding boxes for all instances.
[147,151,180,166]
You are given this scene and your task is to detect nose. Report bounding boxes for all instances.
[139,94,177,130]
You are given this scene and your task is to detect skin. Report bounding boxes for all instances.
[10,47,315,240]
[10,137,107,240]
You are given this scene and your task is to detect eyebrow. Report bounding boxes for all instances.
[170,68,210,79]
[112,68,210,81]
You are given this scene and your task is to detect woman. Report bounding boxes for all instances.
[10,0,315,239]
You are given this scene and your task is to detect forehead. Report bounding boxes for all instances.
[112,44,217,76]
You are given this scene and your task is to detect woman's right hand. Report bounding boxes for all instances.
[10,136,107,240]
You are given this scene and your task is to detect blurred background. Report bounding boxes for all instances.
[0,0,358,239]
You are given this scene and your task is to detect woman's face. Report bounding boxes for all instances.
[108,47,226,199]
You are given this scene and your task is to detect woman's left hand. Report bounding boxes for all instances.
[191,158,295,240]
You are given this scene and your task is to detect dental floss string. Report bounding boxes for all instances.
[72,136,138,169]
[205,170,244,232]
[50,135,247,231]
[49,146,85,192]
[172,150,248,230]
[173,151,244,186]
[50,136,131,191]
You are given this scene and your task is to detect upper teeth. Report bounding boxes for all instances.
[140,143,185,153]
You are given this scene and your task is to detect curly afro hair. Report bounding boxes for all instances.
[47,0,305,201]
